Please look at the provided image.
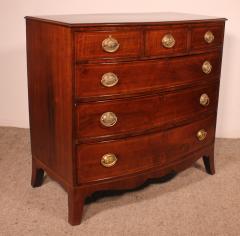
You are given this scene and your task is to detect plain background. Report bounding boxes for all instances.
[0,0,239,138]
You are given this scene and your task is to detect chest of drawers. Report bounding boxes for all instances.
[25,13,226,225]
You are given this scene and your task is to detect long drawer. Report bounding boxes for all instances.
[75,51,221,99]
[77,114,216,183]
[76,82,219,140]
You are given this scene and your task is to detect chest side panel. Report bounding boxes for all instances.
[26,20,74,186]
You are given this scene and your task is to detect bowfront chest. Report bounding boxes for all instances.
[25,13,226,225]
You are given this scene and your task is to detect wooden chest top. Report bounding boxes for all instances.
[26,12,226,26]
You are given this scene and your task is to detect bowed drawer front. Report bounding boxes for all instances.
[77,115,216,183]
[76,82,219,140]
[75,51,221,99]
[26,13,226,225]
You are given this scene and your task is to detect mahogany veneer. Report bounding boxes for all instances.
[25,13,226,225]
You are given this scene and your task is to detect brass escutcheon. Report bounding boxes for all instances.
[162,34,176,48]
[204,31,215,44]
[101,153,118,167]
[101,72,119,87]
[200,93,210,107]
[100,112,117,127]
[102,35,120,53]
[202,61,212,74]
[197,129,207,141]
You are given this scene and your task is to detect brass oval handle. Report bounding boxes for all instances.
[101,153,118,167]
[202,61,212,74]
[100,112,117,127]
[197,129,207,141]
[162,34,176,48]
[200,93,210,107]
[204,31,215,44]
[101,72,119,87]
[102,35,120,53]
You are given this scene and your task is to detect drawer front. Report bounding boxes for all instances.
[76,83,219,140]
[75,31,142,60]
[77,115,216,183]
[191,23,224,51]
[145,27,188,57]
[75,51,221,98]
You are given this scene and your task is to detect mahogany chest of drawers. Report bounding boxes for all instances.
[25,13,226,225]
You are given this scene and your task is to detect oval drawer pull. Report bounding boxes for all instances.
[200,93,210,107]
[197,129,207,141]
[102,35,120,53]
[100,112,118,127]
[202,61,212,74]
[101,72,119,87]
[204,31,215,44]
[162,34,175,48]
[101,153,118,167]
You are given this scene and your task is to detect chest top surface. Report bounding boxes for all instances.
[25,12,226,27]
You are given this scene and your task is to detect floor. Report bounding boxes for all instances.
[0,127,240,236]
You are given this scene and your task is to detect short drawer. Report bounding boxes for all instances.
[76,83,219,140]
[75,31,142,60]
[145,26,188,57]
[77,115,216,183]
[75,51,222,98]
[191,23,224,51]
